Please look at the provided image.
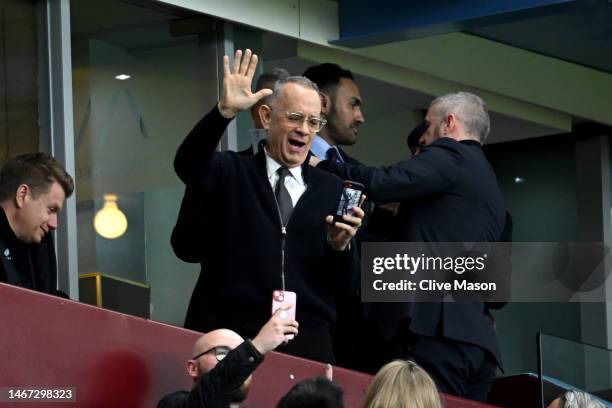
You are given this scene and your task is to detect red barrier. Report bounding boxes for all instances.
[0,283,498,407]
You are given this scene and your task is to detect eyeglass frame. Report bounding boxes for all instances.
[265,106,327,132]
[192,345,231,362]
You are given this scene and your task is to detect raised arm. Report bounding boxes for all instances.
[315,140,462,202]
[174,49,273,185]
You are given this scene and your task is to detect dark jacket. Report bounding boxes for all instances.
[318,137,506,366]
[157,340,263,408]
[0,207,58,294]
[173,106,357,346]
[172,143,264,263]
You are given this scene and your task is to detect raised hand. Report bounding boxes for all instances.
[217,49,273,118]
[251,305,299,355]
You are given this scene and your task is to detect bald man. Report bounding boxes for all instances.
[158,307,299,408]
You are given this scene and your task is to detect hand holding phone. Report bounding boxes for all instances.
[327,182,365,251]
[272,290,297,339]
[252,303,299,354]
[333,181,365,224]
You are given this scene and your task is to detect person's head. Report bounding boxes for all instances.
[277,376,344,408]
[548,390,605,408]
[187,329,250,403]
[259,76,324,168]
[421,92,490,147]
[407,121,429,156]
[303,63,364,146]
[362,360,442,408]
[0,153,74,244]
[251,68,291,129]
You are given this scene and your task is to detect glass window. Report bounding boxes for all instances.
[70,0,222,326]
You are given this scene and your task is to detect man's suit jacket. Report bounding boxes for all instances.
[171,143,260,264]
[172,107,357,344]
[318,137,506,367]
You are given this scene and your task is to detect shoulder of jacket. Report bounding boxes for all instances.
[308,165,344,187]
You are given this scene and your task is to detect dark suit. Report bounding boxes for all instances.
[318,137,505,400]
[172,144,259,265]
[172,106,357,363]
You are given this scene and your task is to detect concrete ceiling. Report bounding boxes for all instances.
[467,4,612,74]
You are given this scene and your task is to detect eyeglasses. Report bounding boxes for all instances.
[192,346,231,362]
[269,107,327,132]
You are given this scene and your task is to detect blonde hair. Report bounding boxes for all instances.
[362,360,442,408]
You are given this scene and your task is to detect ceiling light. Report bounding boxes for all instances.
[115,74,131,80]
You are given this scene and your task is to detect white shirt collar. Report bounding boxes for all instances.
[264,148,305,186]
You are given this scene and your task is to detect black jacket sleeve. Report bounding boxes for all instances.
[185,340,264,408]
[172,105,232,262]
[317,139,462,202]
[174,105,233,186]
[171,185,205,263]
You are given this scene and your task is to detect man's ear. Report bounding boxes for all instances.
[443,114,458,135]
[187,360,198,380]
[15,184,29,209]
[259,104,272,130]
[320,92,331,115]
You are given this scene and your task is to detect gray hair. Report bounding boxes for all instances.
[266,76,320,108]
[560,390,604,408]
[430,91,490,143]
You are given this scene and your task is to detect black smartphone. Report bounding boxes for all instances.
[333,180,364,224]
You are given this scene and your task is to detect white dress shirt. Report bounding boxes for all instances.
[264,149,307,207]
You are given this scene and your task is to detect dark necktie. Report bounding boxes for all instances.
[327,147,340,163]
[275,167,294,226]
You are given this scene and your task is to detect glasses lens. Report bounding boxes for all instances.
[307,118,320,130]
[309,118,327,131]
[285,111,325,132]
[286,112,304,122]
[215,346,230,361]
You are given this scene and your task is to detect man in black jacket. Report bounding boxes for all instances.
[172,68,290,265]
[173,49,363,364]
[158,306,299,408]
[0,153,74,295]
[312,92,505,401]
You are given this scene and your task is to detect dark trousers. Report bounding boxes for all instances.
[334,313,395,374]
[396,334,497,402]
